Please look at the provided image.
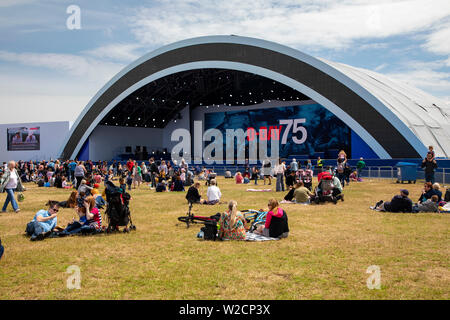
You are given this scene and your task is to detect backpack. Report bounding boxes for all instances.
[445,189,450,202]
[200,213,220,241]
[201,221,218,240]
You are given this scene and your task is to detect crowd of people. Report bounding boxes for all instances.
[0,145,448,246]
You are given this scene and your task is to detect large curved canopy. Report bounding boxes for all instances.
[59,35,441,160]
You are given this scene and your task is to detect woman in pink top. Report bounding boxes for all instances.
[255,198,289,238]
[235,172,243,184]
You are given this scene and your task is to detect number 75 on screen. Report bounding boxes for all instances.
[279,119,307,144]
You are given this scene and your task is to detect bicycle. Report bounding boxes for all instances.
[177,202,219,228]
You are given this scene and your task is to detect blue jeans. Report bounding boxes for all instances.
[276,173,285,192]
[2,188,19,212]
[337,172,345,187]
[425,172,435,184]
[61,221,93,235]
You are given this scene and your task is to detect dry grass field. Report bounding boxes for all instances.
[0,177,448,300]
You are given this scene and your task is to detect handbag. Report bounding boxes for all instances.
[18,192,25,202]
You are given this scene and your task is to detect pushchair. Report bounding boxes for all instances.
[313,174,337,204]
[104,181,136,233]
[242,209,268,232]
[300,168,313,191]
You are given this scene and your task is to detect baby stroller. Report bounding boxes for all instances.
[300,168,313,191]
[242,209,268,232]
[104,181,136,233]
[313,174,337,204]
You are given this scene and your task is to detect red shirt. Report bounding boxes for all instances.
[265,207,284,228]
[236,175,243,184]
[88,207,102,229]
[126,161,134,172]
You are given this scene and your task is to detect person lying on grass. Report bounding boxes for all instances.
[218,200,247,240]
[371,189,413,213]
[254,198,289,238]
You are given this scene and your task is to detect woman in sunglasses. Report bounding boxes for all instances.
[29,201,59,241]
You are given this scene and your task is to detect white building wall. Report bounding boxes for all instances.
[88,125,164,161]
[0,121,70,163]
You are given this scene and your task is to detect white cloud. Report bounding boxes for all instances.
[129,0,450,51]
[374,63,388,72]
[0,50,124,82]
[83,43,142,62]
[423,21,450,55]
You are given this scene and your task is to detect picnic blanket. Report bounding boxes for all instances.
[245,231,280,241]
[246,189,272,192]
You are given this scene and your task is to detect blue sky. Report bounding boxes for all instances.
[1,0,449,124]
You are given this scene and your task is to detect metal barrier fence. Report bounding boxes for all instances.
[205,165,449,185]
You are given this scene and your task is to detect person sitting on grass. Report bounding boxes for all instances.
[418,182,439,204]
[206,179,221,205]
[371,189,413,213]
[77,179,93,196]
[172,175,185,192]
[294,181,314,204]
[59,196,102,236]
[186,182,206,204]
[28,201,60,241]
[91,183,100,196]
[218,200,247,240]
[432,183,442,202]
[412,195,439,213]
[155,180,167,192]
[58,191,78,209]
[331,173,344,202]
[283,182,300,202]
[235,172,243,184]
[254,198,289,238]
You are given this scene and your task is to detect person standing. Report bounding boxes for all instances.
[290,158,298,172]
[274,159,286,192]
[1,161,24,213]
[262,159,272,185]
[74,161,86,190]
[356,157,366,178]
[68,159,77,182]
[317,157,323,173]
[149,158,158,189]
[421,153,437,184]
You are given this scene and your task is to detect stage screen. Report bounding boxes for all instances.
[204,103,350,160]
[7,126,40,151]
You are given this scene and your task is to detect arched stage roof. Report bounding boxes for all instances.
[59,35,450,160]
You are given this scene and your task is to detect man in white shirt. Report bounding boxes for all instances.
[274,159,286,192]
[206,179,221,205]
